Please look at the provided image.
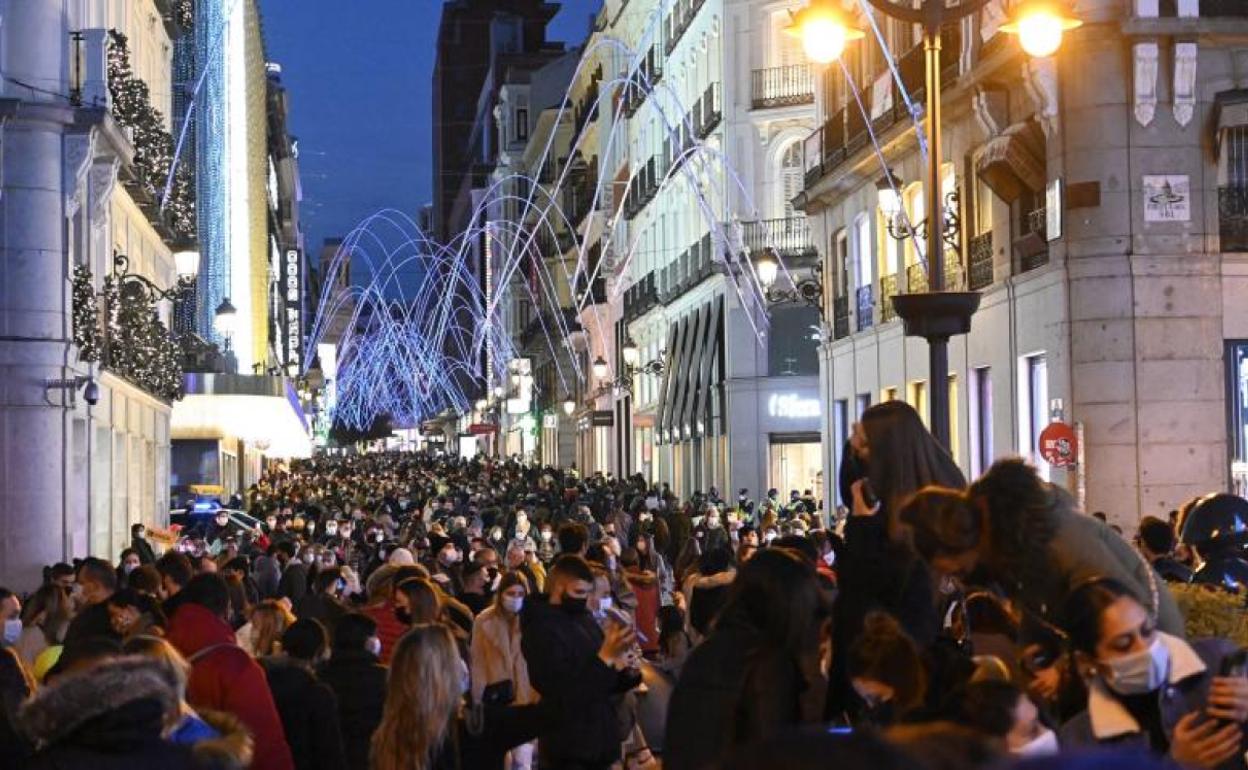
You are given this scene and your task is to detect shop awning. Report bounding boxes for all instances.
[654,322,680,444]
[172,374,312,458]
[663,315,694,444]
[692,296,724,436]
[677,306,709,441]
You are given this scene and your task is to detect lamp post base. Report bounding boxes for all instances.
[890,291,981,450]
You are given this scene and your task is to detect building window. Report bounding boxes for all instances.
[768,305,820,376]
[780,142,804,217]
[1228,342,1248,497]
[516,108,528,141]
[908,380,928,425]
[970,366,993,477]
[856,393,872,418]
[854,213,873,289]
[1018,352,1049,479]
[833,399,849,506]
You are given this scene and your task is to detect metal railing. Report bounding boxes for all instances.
[856,285,874,331]
[751,65,815,109]
[1219,186,1248,252]
[880,274,899,323]
[741,217,816,259]
[1020,207,1049,273]
[833,294,851,340]
[624,271,660,322]
[665,0,708,55]
[968,232,994,290]
[696,82,722,139]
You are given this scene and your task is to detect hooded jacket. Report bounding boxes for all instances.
[260,657,347,770]
[166,603,295,770]
[19,657,247,770]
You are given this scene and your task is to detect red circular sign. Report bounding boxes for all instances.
[1038,422,1078,467]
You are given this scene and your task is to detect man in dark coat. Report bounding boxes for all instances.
[261,619,347,770]
[63,558,119,645]
[276,541,309,603]
[318,613,387,770]
[293,568,348,640]
[521,554,640,770]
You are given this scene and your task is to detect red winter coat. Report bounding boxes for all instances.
[365,600,408,664]
[166,603,295,770]
[625,568,661,655]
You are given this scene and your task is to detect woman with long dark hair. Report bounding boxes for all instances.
[899,459,1183,636]
[1058,577,1248,768]
[830,400,966,717]
[664,548,827,770]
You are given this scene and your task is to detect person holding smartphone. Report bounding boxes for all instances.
[1059,577,1248,768]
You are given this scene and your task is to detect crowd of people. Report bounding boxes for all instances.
[1,399,1247,770]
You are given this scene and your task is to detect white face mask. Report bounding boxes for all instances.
[1013,728,1059,758]
[822,550,836,568]
[540,530,552,542]
[1102,636,1170,695]
[365,637,382,657]
[325,525,338,536]
[502,595,524,614]
[2,618,21,645]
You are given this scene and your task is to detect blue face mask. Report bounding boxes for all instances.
[2,619,21,645]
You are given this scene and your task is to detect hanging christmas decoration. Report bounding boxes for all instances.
[72,265,102,363]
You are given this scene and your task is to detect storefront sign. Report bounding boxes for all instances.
[591,410,614,427]
[1038,421,1078,467]
[468,423,497,435]
[768,394,820,419]
[284,249,302,367]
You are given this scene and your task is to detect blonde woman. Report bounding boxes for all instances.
[470,572,537,770]
[236,599,295,658]
[372,624,549,770]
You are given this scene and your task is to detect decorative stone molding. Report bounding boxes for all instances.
[1173,41,1198,128]
[1133,41,1159,127]
[972,86,1010,140]
[1023,58,1059,137]
[63,130,97,219]
[88,158,120,231]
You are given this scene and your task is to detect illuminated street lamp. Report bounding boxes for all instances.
[561,396,576,416]
[475,398,487,412]
[876,169,904,222]
[783,0,864,64]
[755,249,780,290]
[213,297,237,338]
[787,0,1080,449]
[622,337,640,368]
[592,356,609,380]
[1000,1,1083,58]
[173,248,201,282]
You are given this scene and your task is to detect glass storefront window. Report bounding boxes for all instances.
[769,436,822,499]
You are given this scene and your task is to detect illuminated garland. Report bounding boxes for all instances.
[106,31,196,239]
[98,276,185,402]
[72,266,102,363]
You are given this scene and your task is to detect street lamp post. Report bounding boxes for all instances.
[787,0,1080,448]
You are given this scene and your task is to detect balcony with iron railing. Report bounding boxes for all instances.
[805,27,961,188]
[741,217,816,260]
[1219,186,1248,252]
[880,273,899,323]
[1018,207,1049,273]
[665,0,708,56]
[695,82,723,139]
[968,232,994,290]
[624,271,660,322]
[751,65,815,109]
[833,294,851,340]
[855,285,874,331]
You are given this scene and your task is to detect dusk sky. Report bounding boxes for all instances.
[259,0,601,261]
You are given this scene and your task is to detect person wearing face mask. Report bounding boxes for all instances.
[471,572,539,770]
[318,613,387,770]
[846,612,930,729]
[430,539,466,596]
[106,588,167,640]
[260,619,348,770]
[116,548,143,589]
[959,680,1059,758]
[63,557,121,645]
[535,524,557,565]
[1059,577,1248,768]
[521,554,641,770]
[130,522,156,565]
[0,589,20,650]
[275,541,309,604]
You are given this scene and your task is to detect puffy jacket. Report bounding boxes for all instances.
[166,603,295,770]
[19,657,220,770]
